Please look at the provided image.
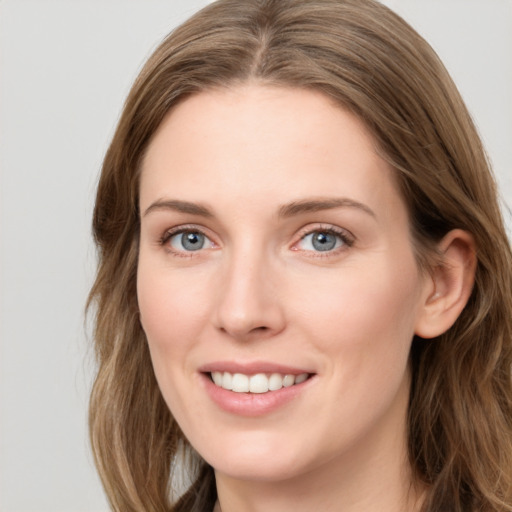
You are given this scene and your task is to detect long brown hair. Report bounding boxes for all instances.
[88,1,512,510]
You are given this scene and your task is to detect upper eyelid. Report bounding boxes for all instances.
[295,224,354,241]
[162,223,210,236]
[160,224,214,244]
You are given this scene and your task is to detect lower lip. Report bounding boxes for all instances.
[201,373,314,417]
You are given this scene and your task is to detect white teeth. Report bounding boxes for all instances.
[268,373,283,391]
[283,374,295,387]
[231,373,249,392]
[221,372,233,390]
[211,371,309,393]
[249,373,269,393]
[295,373,308,384]
[212,371,223,386]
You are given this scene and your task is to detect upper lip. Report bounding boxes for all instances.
[198,361,314,375]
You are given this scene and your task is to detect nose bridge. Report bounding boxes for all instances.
[214,238,284,339]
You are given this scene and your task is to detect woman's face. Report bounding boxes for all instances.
[137,85,431,483]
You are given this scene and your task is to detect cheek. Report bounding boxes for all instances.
[137,262,207,412]
[296,262,421,438]
[137,261,210,348]
[294,255,423,368]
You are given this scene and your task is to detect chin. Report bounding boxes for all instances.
[193,430,320,483]
[211,456,307,483]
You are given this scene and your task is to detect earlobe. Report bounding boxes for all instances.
[414,229,476,339]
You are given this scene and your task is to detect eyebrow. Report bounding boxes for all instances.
[142,197,375,219]
[278,198,376,218]
[143,199,213,218]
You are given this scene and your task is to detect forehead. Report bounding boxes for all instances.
[139,85,403,220]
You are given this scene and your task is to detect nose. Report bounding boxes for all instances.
[213,249,286,341]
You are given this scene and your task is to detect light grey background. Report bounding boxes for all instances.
[0,1,510,511]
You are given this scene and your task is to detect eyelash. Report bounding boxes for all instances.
[158,224,355,257]
[159,225,215,258]
[293,225,354,257]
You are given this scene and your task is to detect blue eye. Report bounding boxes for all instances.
[298,230,347,252]
[168,231,213,252]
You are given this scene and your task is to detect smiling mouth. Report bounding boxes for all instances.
[209,371,311,394]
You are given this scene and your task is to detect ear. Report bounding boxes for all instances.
[414,229,476,339]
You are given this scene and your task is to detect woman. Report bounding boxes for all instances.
[88,0,512,511]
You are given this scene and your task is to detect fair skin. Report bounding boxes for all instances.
[137,85,475,512]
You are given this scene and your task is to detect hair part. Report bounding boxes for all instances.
[88,1,512,510]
